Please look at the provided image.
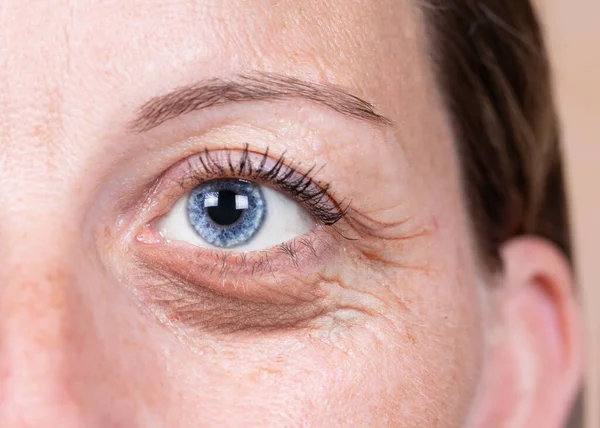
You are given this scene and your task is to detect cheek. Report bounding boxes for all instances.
[145,272,484,427]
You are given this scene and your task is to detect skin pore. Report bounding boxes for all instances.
[0,1,581,427]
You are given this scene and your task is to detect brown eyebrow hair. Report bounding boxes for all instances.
[129,72,392,132]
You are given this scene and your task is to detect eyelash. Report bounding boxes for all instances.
[177,144,349,226]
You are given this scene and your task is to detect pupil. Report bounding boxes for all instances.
[207,190,244,226]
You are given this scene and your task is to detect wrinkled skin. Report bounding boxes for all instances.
[0,1,581,427]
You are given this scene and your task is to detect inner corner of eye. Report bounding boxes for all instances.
[158,179,316,251]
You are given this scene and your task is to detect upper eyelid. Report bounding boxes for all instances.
[161,145,350,227]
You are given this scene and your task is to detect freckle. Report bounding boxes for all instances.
[248,365,283,383]
[260,366,282,376]
[406,330,417,345]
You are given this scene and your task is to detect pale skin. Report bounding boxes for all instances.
[0,1,582,427]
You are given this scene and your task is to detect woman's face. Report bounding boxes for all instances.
[0,1,580,427]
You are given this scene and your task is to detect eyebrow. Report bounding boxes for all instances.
[129,72,392,132]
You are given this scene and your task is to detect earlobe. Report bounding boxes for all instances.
[473,237,583,428]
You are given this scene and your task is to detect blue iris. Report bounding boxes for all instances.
[187,179,266,248]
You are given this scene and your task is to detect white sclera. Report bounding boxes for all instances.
[160,185,316,252]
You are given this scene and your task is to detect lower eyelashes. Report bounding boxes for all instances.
[134,230,339,303]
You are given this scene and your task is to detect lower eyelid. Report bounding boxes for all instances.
[136,270,332,334]
[133,227,339,304]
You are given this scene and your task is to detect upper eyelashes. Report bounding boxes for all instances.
[184,145,349,226]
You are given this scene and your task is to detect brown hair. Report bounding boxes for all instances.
[423,1,571,268]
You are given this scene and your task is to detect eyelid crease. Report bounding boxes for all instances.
[342,209,436,242]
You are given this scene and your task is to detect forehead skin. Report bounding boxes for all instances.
[0,0,423,153]
[0,1,484,427]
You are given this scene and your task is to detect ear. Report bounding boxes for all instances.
[473,237,583,428]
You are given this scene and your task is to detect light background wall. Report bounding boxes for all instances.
[535,0,600,427]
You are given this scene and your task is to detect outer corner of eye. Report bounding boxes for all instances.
[159,179,316,252]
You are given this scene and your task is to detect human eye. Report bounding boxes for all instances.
[127,145,350,325]
[161,176,315,252]
[156,146,347,252]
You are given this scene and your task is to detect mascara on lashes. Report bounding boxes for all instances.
[179,145,349,226]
